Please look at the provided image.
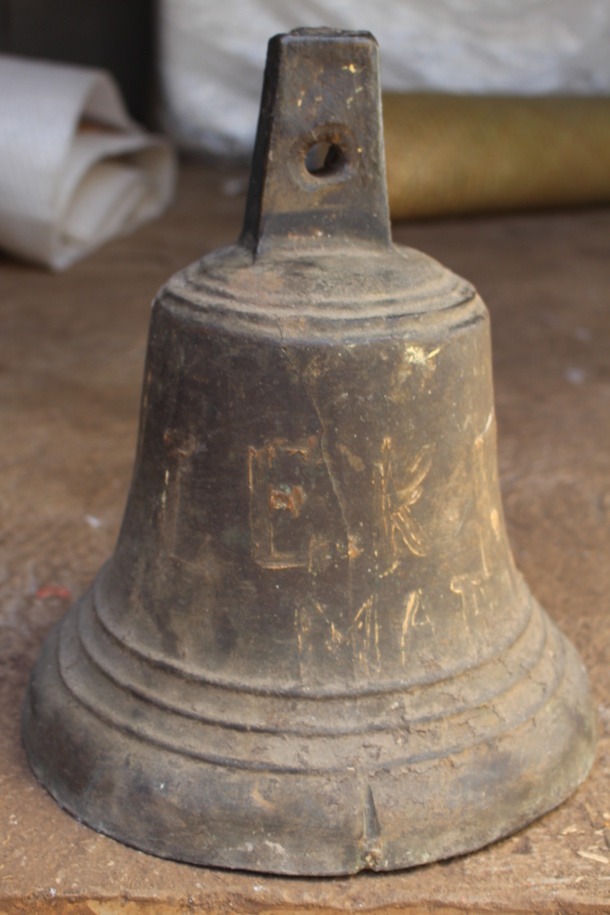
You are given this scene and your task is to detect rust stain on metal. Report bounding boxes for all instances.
[269,484,305,516]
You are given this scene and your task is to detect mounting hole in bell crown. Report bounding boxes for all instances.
[290,124,356,189]
[305,141,345,177]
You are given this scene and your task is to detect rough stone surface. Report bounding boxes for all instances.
[0,165,609,912]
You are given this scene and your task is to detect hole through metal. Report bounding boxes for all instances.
[305,141,345,177]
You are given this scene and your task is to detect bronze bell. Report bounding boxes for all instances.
[22,29,596,876]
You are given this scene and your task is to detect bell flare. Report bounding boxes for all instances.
[22,582,595,874]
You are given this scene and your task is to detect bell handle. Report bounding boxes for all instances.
[240,28,392,253]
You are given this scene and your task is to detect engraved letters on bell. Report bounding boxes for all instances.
[22,29,596,875]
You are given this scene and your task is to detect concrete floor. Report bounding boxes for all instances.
[1,164,609,912]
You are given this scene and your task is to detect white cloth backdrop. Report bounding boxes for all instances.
[0,56,175,269]
[159,0,610,157]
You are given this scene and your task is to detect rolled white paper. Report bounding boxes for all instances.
[0,55,176,269]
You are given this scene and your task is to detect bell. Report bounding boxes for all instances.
[22,28,596,876]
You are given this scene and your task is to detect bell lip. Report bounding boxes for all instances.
[21,603,597,876]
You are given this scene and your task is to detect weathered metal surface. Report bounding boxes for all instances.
[21,28,596,876]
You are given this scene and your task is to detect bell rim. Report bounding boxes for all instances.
[22,592,597,875]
